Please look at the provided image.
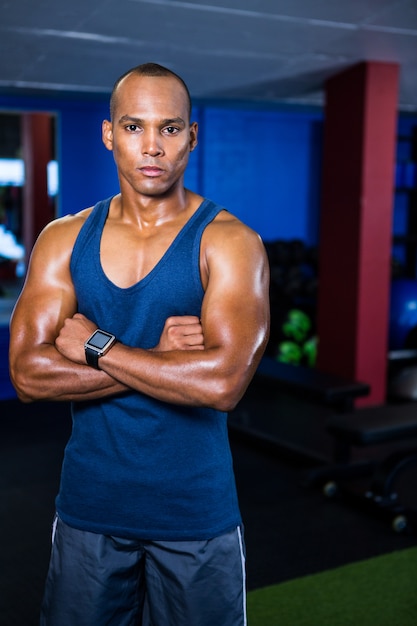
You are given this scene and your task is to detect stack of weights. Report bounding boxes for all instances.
[263,239,318,366]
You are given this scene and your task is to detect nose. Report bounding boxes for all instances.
[142,129,163,157]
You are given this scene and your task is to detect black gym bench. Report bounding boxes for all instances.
[316,404,417,532]
[256,356,370,413]
[228,356,370,464]
[230,356,417,532]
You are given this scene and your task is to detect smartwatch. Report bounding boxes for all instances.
[84,329,117,370]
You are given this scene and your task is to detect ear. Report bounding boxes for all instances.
[189,121,198,152]
[102,120,113,151]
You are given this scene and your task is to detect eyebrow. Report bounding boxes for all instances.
[117,115,186,127]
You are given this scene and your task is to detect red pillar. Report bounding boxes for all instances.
[22,113,54,259]
[316,61,399,406]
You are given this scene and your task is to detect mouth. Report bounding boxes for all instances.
[139,166,164,177]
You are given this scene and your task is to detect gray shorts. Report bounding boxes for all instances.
[40,515,247,626]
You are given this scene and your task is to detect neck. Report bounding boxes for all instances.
[111,187,200,230]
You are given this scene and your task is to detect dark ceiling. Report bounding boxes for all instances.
[0,0,416,111]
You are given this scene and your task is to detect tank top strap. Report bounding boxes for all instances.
[70,196,112,274]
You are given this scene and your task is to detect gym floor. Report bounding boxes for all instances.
[1,388,416,625]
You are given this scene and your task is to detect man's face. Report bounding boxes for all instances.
[103,74,198,198]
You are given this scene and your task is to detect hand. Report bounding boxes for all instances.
[55,313,97,364]
[153,316,204,352]
[56,313,204,366]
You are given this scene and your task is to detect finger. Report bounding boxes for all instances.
[183,332,204,346]
[166,322,202,340]
[179,324,204,338]
[73,312,88,321]
[165,315,201,327]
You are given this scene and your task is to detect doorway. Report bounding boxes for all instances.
[0,111,58,300]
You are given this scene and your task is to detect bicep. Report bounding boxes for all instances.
[10,226,77,352]
[201,227,270,367]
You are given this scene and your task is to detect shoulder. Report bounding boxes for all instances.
[200,209,269,289]
[41,206,93,236]
[26,207,94,277]
[34,206,93,250]
[15,207,96,303]
[204,209,266,257]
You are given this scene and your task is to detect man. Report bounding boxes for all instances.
[9,63,270,625]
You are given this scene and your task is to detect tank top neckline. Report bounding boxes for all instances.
[94,196,212,293]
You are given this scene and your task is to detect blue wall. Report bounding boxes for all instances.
[392,115,417,269]
[185,104,323,244]
[192,106,323,243]
[58,102,118,214]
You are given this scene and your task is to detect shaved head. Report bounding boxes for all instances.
[110,63,192,121]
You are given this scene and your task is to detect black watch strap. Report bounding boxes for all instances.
[85,345,100,369]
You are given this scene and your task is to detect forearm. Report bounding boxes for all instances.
[98,341,256,412]
[10,343,128,403]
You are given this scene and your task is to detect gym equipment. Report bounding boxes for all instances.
[256,356,369,411]
[264,239,318,359]
[228,357,370,466]
[277,309,317,366]
[230,357,417,533]
[388,362,417,400]
[315,405,417,533]
[389,278,417,350]
[388,279,417,399]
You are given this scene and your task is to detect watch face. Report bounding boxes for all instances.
[89,330,113,350]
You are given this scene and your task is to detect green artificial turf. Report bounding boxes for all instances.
[247,547,417,625]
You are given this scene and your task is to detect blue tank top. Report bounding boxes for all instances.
[56,196,242,540]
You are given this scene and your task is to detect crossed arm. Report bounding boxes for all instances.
[9,215,270,411]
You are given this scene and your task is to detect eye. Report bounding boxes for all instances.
[163,126,180,135]
[126,124,141,132]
